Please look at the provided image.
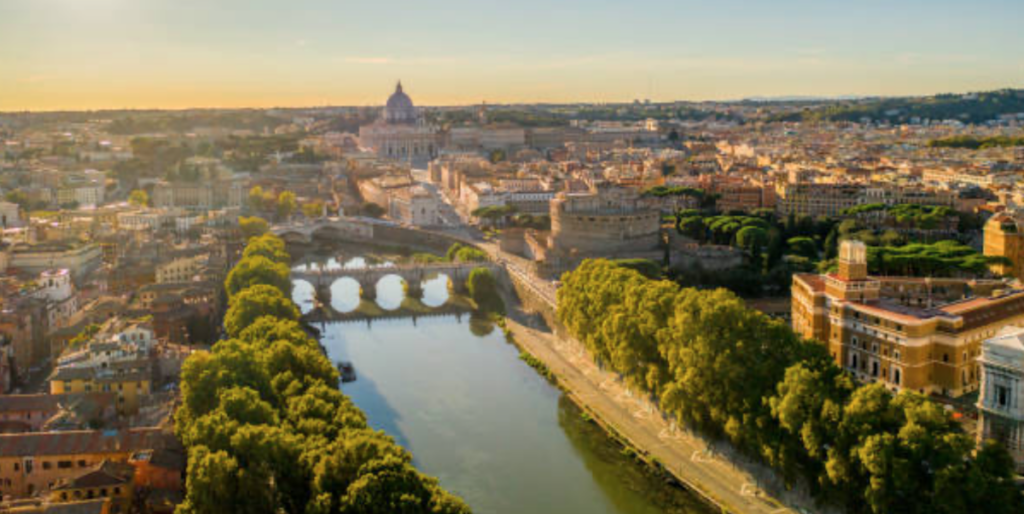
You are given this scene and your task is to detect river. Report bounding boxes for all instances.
[292,255,710,514]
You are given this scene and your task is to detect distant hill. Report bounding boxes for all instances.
[771,89,1024,124]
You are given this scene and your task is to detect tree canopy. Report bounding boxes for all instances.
[239,216,270,240]
[128,189,149,207]
[176,234,470,514]
[557,259,1019,514]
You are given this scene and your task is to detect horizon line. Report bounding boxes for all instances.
[3,86,1021,115]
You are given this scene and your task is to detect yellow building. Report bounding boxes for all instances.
[50,460,133,513]
[983,212,1024,279]
[0,428,169,499]
[50,367,151,415]
[792,240,1024,397]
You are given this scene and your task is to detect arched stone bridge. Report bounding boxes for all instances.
[292,261,499,302]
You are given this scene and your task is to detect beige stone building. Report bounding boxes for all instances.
[792,241,1024,397]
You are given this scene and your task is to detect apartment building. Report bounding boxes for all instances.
[0,428,171,498]
[775,181,864,218]
[792,241,1024,398]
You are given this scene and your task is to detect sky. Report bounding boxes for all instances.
[1,0,1023,111]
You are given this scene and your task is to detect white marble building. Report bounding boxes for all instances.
[977,326,1024,472]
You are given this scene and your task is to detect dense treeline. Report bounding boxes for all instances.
[175,233,470,514]
[107,111,286,135]
[557,259,1019,514]
[866,241,1008,277]
[772,89,1024,125]
[672,210,832,296]
[928,135,1024,149]
[842,204,955,229]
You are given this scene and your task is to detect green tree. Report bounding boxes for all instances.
[176,232,470,514]
[612,259,662,279]
[248,186,265,212]
[786,236,818,260]
[302,201,324,219]
[466,267,504,314]
[223,285,300,338]
[241,234,290,264]
[736,226,768,261]
[677,216,705,241]
[277,191,297,220]
[128,189,149,207]
[239,216,269,240]
[225,256,292,299]
[4,189,29,210]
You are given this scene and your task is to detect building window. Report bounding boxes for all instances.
[942,353,948,363]
[996,385,1010,408]
[894,369,901,385]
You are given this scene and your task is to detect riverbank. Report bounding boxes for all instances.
[504,318,803,514]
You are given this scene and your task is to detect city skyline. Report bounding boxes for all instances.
[2,0,1023,111]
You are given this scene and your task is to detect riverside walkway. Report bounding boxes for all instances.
[507,319,806,514]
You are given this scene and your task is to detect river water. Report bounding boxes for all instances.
[293,256,710,514]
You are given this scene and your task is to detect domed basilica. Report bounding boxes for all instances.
[359,81,441,164]
[384,81,417,124]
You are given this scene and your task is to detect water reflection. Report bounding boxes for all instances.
[375,275,405,311]
[420,274,450,308]
[330,277,361,313]
[293,279,315,315]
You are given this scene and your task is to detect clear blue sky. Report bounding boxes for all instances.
[1,0,1022,110]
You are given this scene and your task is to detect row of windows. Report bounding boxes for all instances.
[2,458,91,474]
[850,336,902,361]
[848,353,902,385]
[59,486,122,501]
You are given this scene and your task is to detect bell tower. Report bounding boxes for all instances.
[838,240,868,281]
[826,240,879,302]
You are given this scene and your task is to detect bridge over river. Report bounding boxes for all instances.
[292,261,500,302]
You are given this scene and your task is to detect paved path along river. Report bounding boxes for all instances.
[506,319,804,514]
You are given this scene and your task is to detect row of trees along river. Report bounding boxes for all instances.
[291,245,713,514]
[173,233,470,513]
[175,229,715,514]
[557,259,1021,514]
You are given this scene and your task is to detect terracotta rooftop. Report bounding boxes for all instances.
[0,428,172,458]
[793,273,825,292]
[53,460,134,490]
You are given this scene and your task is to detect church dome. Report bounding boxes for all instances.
[384,81,417,124]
